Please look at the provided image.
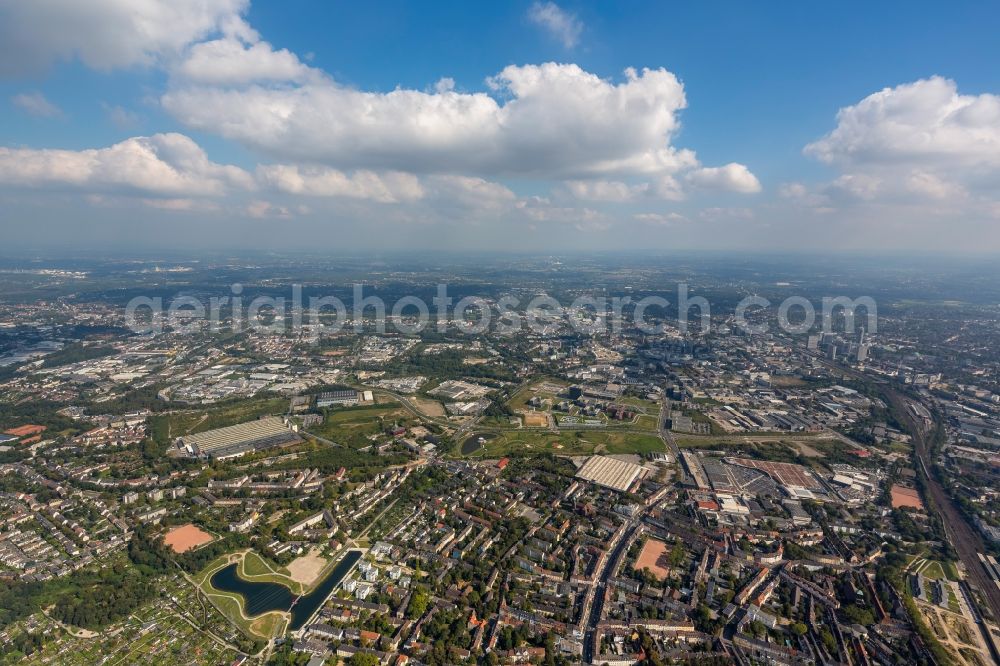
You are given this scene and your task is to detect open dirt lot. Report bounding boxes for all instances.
[411,397,446,417]
[285,549,329,585]
[523,411,549,427]
[788,440,824,457]
[164,523,214,554]
[635,538,671,580]
[891,484,925,510]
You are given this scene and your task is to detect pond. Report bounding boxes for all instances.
[461,432,496,455]
[209,549,362,630]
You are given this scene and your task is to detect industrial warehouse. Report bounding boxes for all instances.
[575,455,648,493]
[178,417,301,460]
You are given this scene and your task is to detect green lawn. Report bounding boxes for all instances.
[619,396,662,414]
[149,396,287,443]
[238,551,305,595]
[466,429,663,458]
[506,377,569,411]
[942,560,960,582]
[194,551,291,639]
[307,403,409,446]
[674,433,822,448]
[633,414,660,431]
[603,432,665,454]
[479,415,517,427]
[920,560,947,581]
[240,550,279,576]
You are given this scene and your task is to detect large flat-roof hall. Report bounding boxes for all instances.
[179,417,300,460]
[575,455,647,493]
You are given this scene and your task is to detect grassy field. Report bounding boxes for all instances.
[633,414,660,431]
[888,441,912,454]
[769,375,810,388]
[409,396,446,417]
[619,396,662,414]
[194,551,290,640]
[942,560,960,582]
[465,428,664,457]
[917,559,951,581]
[150,396,287,443]
[240,550,283,577]
[307,402,409,446]
[238,551,305,595]
[479,415,518,427]
[597,414,662,433]
[506,377,570,411]
[673,433,825,448]
[923,561,945,580]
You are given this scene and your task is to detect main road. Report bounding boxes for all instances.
[658,397,690,484]
[581,521,639,664]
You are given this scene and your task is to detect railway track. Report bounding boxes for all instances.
[799,346,1000,645]
[886,390,1000,662]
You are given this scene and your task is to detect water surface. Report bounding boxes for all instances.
[209,549,362,630]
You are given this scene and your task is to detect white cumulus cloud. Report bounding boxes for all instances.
[11,91,62,117]
[0,133,253,197]
[0,0,764,233]
[804,77,1000,205]
[805,76,1000,169]
[686,163,761,193]
[246,199,291,218]
[0,0,249,76]
[174,30,317,85]
[527,2,583,48]
[564,180,648,202]
[257,164,424,203]
[633,212,687,225]
[162,61,755,198]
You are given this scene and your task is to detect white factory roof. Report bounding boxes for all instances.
[575,455,646,493]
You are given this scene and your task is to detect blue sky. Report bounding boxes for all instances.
[2,1,999,252]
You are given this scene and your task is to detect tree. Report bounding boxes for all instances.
[349,654,379,666]
[692,604,718,634]
[842,604,875,627]
[668,542,686,568]
[406,588,430,619]
[819,627,838,655]
[544,631,557,666]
